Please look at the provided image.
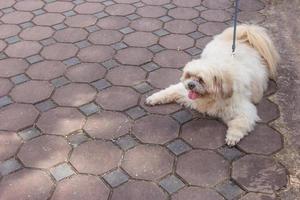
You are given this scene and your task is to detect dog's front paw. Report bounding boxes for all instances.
[145,94,159,106]
[225,130,244,146]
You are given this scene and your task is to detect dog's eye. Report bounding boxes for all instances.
[185,73,191,79]
[198,78,204,84]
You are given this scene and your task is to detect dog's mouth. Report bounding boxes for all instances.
[188,90,201,100]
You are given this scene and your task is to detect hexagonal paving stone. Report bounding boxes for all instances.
[33,13,65,26]
[89,30,123,45]
[198,22,228,36]
[20,26,54,41]
[237,124,283,155]
[133,115,179,144]
[37,107,85,136]
[66,63,106,83]
[173,0,201,7]
[105,4,136,16]
[165,20,197,34]
[70,140,122,175]
[177,150,229,187]
[0,0,15,9]
[97,16,129,29]
[124,32,158,47]
[160,34,194,50]
[115,47,153,65]
[148,68,182,89]
[201,10,231,22]
[140,90,182,114]
[84,111,131,139]
[0,78,13,97]
[95,86,139,111]
[74,2,105,14]
[78,45,115,62]
[65,15,97,27]
[232,155,287,193]
[26,61,67,80]
[5,41,42,58]
[41,43,78,60]
[257,98,280,123]
[0,24,21,39]
[122,145,173,180]
[202,0,232,9]
[111,180,167,200]
[52,174,110,200]
[10,80,54,104]
[1,11,33,24]
[181,119,226,149]
[18,135,71,168]
[106,66,146,86]
[0,131,22,161]
[172,186,224,200]
[154,50,191,68]
[239,11,266,24]
[240,193,276,200]
[0,103,39,131]
[115,0,140,3]
[137,6,167,18]
[44,1,74,12]
[14,0,44,11]
[142,0,170,5]
[130,18,163,32]
[0,40,7,52]
[52,83,96,107]
[54,28,88,43]
[239,0,265,11]
[0,59,28,78]
[0,169,54,200]
[168,8,199,20]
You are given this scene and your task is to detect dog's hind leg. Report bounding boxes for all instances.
[145,83,186,106]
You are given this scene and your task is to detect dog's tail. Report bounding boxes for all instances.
[221,24,280,80]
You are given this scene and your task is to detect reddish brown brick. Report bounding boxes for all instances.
[0,131,22,161]
[201,10,231,22]
[0,24,21,39]
[54,28,88,43]
[137,6,167,18]
[44,1,74,13]
[70,140,122,175]
[97,16,130,30]
[78,46,115,62]
[0,78,13,97]
[26,61,67,80]
[172,187,225,200]
[124,32,158,47]
[20,26,54,41]
[133,115,179,144]
[96,86,139,111]
[111,180,167,200]
[18,135,71,168]
[65,15,97,27]
[107,66,146,86]
[10,80,54,104]
[89,30,123,45]
[33,13,65,26]
[198,22,228,36]
[84,111,131,139]
[168,8,199,20]
[41,43,78,60]
[122,145,173,180]
[165,20,197,34]
[173,0,201,7]
[37,107,85,136]
[52,175,110,200]
[115,47,153,65]
[74,2,104,14]
[239,0,265,11]
[0,59,28,78]
[130,18,163,32]
[202,0,232,9]
[0,103,39,131]
[1,11,33,24]
[240,193,276,200]
[0,169,54,200]
[105,4,136,16]
[5,41,42,58]
[142,0,170,5]
[66,63,106,83]
[0,0,15,9]
[148,68,182,89]
[160,34,194,50]
[14,0,44,11]
[154,50,191,68]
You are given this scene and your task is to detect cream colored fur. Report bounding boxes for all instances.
[146,24,280,146]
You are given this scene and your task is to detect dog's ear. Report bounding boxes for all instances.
[213,72,233,99]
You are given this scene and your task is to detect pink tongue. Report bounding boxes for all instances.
[188,91,200,100]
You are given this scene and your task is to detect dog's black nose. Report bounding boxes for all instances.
[188,82,195,90]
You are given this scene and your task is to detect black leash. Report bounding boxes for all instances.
[232,0,240,55]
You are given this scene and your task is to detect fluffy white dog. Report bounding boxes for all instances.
[146,24,280,146]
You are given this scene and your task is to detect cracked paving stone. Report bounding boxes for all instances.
[18,127,41,141]
[159,175,185,194]
[167,139,191,156]
[116,135,138,151]
[232,155,287,193]
[216,180,245,200]
[0,158,22,176]
[50,163,75,181]
[103,169,129,187]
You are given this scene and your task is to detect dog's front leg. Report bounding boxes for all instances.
[146,83,186,106]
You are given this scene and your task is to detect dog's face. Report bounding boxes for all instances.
[181,60,233,100]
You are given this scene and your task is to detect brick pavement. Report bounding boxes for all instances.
[0,0,288,200]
